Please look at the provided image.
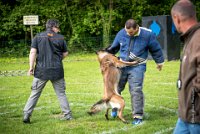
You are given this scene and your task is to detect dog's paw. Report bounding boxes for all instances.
[87,111,94,116]
[123,120,129,124]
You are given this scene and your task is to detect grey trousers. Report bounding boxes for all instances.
[23,77,71,116]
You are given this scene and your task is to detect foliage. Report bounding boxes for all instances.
[0,0,200,55]
[0,41,30,57]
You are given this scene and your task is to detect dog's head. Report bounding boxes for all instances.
[96,50,115,73]
[96,50,110,62]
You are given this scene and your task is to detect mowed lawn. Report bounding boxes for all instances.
[0,53,180,134]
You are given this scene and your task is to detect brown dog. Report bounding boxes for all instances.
[88,50,139,123]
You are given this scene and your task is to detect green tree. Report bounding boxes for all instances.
[1,0,200,54]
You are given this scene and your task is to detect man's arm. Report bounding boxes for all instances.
[28,48,37,75]
[106,32,120,54]
[148,33,165,71]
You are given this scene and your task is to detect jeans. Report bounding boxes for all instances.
[23,77,71,116]
[118,65,146,119]
[173,118,200,134]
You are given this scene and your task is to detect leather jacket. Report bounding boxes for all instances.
[178,23,200,123]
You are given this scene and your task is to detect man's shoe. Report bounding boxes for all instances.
[60,114,73,121]
[111,108,118,118]
[132,118,142,125]
[23,114,30,124]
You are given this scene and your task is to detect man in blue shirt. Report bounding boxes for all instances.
[107,19,164,125]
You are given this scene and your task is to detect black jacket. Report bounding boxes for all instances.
[32,29,67,81]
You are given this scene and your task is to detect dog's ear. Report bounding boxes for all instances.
[95,48,102,54]
[95,49,107,55]
[95,49,103,55]
[95,45,111,53]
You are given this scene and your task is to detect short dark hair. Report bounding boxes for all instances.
[125,19,138,29]
[46,19,59,29]
[171,0,196,20]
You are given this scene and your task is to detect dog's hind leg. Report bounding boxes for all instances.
[110,95,128,123]
[105,108,111,120]
[118,107,128,124]
[117,100,129,124]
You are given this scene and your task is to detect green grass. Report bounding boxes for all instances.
[0,54,180,134]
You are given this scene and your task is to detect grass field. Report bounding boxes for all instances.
[0,53,180,134]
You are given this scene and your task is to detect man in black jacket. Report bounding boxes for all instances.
[23,19,72,123]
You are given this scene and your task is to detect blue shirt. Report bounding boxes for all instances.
[109,27,164,64]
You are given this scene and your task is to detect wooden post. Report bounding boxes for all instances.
[30,25,33,42]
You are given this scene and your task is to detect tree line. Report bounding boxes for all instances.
[0,0,199,54]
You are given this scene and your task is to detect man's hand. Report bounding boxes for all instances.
[157,63,163,71]
[62,51,68,59]
[27,68,34,76]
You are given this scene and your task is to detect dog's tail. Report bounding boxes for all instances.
[87,99,110,115]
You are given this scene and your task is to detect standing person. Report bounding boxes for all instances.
[171,0,200,133]
[23,19,73,123]
[106,19,164,125]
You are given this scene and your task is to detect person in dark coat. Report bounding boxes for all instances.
[171,0,200,133]
[23,19,72,123]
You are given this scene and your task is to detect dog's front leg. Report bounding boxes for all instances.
[115,60,138,68]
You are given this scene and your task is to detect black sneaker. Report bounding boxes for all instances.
[23,114,31,124]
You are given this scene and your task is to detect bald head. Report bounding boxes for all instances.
[171,0,196,21]
[171,0,197,33]
[125,19,138,29]
[124,19,139,36]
